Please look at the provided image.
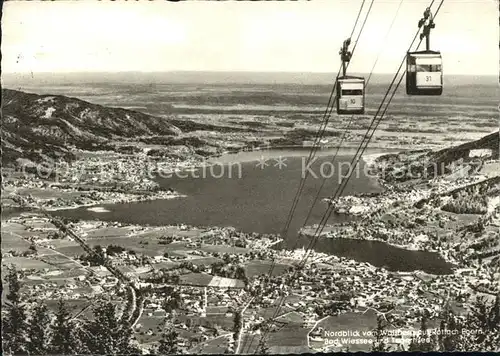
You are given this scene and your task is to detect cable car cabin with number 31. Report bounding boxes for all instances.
[406,50,443,95]
[336,76,365,115]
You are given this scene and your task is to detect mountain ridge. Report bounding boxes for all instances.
[1,89,182,167]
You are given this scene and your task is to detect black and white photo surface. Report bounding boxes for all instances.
[1,0,499,354]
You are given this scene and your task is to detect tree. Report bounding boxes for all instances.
[235,265,249,285]
[464,294,500,351]
[163,287,181,314]
[50,299,75,355]
[436,304,464,352]
[408,311,436,351]
[27,303,51,355]
[211,261,225,276]
[106,244,125,256]
[371,315,391,352]
[157,315,179,355]
[223,253,232,264]
[2,266,28,355]
[82,302,138,355]
[233,311,243,342]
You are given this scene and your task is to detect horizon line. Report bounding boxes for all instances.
[2,70,497,77]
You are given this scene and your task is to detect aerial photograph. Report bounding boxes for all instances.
[1,0,499,354]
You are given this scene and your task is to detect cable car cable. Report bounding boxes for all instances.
[335,0,444,201]
[256,0,376,330]
[301,0,378,231]
[366,0,404,85]
[262,0,369,285]
[332,0,441,200]
[251,3,385,353]
[253,1,446,351]
[281,0,372,256]
[279,0,368,247]
[249,0,426,350]
[300,0,445,265]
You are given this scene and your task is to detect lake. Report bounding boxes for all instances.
[51,148,454,274]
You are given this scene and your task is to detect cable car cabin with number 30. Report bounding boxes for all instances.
[406,50,443,95]
[337,76,365,115]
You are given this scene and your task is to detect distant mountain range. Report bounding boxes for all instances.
[1,88,498,171]
[1,89,182,167]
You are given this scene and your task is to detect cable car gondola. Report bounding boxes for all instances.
[337,76,365,115]
[406,7,443,96]
[337,38,366,115]
[406,50,442,95]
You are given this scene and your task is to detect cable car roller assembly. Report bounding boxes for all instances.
[337,38,366,115]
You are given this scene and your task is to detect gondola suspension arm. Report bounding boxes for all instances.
[339,38,352,77]
[418,7,436,51]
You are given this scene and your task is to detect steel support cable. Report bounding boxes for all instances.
[278,0,371,259]
[254,0,445,351]
[279,63,344,241]
[279,0,368,244]
[279,0,365,242]
[250,4,383,354]
[240,62,343,356]
[321,0,371,139]
[342,0,446,190]
[299,24,427,270]
[300,0,377,232]
[366,0,404,85]
[334,0,444,202]
[260,0,370,287]
[297,0,445,271]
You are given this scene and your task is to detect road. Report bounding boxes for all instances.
[235,296,255,354]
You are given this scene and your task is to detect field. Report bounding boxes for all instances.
[1,230,31,252]
[208,276,244,288]
[180,272,214,286]
[200,244,251,255]
[2,257,56,270]
[244,260,292,277]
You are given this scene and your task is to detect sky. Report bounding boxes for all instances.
[2,0,499,76]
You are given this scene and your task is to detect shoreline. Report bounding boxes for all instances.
[322,233,458,265]
[42,192,188,212]
[361,152,392,167]
[300,223,455,258]
[4,149,397,214]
